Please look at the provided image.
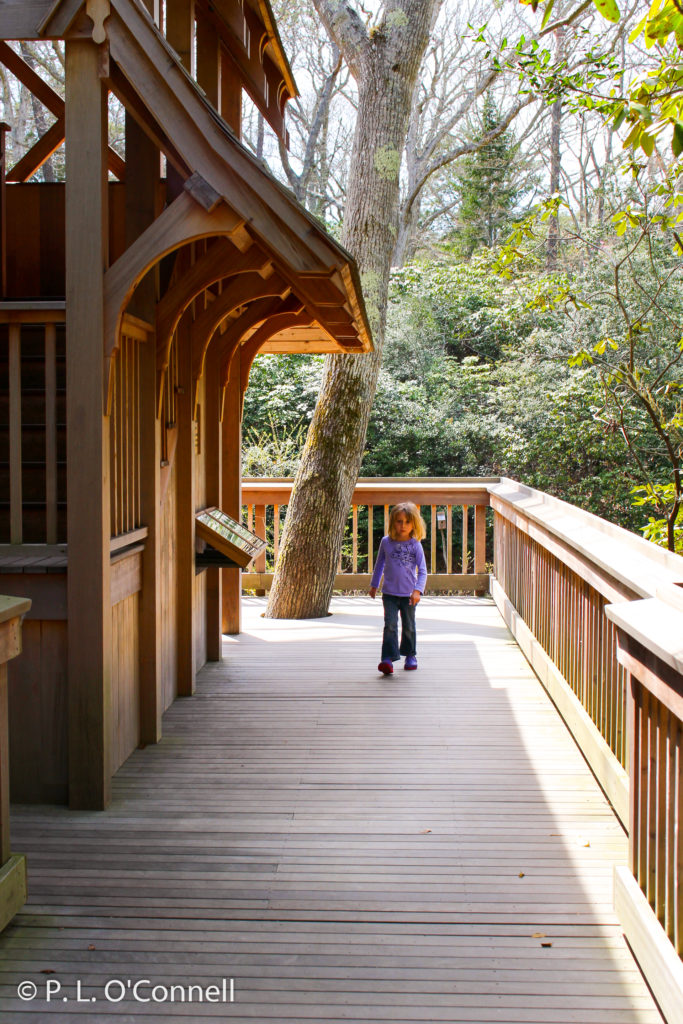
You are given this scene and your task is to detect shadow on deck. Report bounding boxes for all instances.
[0,596,664,1023]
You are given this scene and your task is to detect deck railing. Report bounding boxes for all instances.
[241,477,497,593]
[241,475,683,1018]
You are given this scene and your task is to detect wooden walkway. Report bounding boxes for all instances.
[0,597,664,1023]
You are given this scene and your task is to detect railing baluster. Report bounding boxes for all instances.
[462,505,468,573]
[352,505,358,573]
[45,323,58,544]
[430,504,436,573]
[446,504,452,574]
[474,505,486,575]
[273,504,279,562]
[8,323,22,543]
[367,504,373,573]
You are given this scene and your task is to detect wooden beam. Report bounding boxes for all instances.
[0,43,124,180]
[65,38,112,810]
[6,117,65,183]
[0,41,63,116]
[0,1,56,39]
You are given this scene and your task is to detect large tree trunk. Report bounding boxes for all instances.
[266,0,439,618]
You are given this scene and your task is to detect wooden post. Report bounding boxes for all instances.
[175,313,196,694]
[222,347,241,634]
[125,108,162,743]
[205,344,222,660]
[196,6,219,108]
[474,504,487,596]
[254,504,266,595]
[220,53,242,138]
[65,39,112,809]
[0,596,30,933]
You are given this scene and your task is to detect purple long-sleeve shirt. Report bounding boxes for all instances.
[370,536,427,597]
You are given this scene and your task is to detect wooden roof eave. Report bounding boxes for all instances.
[94,0,372,353]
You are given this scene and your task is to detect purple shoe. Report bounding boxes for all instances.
[378,660,393,675]
[404,656,418,671]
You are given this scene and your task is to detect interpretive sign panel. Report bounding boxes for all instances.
[195,507,266,568]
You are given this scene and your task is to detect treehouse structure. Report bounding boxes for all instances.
[0,0,371,811]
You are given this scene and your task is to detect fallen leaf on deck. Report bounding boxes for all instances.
[532,932,546,938]
[420,829,432,834]
[541,941,553,948]
[518,872,525,877]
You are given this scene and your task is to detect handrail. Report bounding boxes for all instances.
[241,477,498,594]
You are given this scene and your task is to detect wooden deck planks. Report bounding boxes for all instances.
[0,596,664,1022]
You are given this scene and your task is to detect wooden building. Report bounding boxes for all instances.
[0,0,371,810]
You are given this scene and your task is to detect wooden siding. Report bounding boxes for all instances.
[3,183,128,299]
[0,597,663,1022]
[7,618,67,804]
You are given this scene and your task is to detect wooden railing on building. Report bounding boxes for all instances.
[241,477,497,593]
[0,594,30,932]
[0,303,66,545]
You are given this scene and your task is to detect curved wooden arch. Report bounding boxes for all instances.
[156,239,273,377]
[239,310,315,410]
[190,270,291,411]
[104,190,245,363]
[217,296,291,389]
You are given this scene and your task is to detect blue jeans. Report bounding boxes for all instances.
[381,594,416,662]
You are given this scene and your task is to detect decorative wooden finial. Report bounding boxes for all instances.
[86,0,110,44]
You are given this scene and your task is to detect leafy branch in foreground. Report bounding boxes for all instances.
[495,169,683,551]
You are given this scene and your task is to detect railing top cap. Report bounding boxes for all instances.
[606,589,683,675]
[0,595,31,625]
[491,478,683,599]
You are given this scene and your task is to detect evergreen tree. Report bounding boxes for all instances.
[454,94,522,255]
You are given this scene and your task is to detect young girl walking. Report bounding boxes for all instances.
[369,502,427,675]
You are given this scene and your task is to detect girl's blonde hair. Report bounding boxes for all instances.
[388,502,427,542]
